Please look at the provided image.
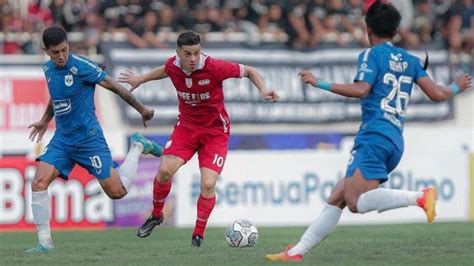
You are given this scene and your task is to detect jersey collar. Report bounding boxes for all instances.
[173,53,207,75]
[53,53,72,69]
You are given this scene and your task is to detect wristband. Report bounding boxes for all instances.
[449,83,461,95]
[315,80,333,91]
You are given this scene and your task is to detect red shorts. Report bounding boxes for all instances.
[162,123,230,174]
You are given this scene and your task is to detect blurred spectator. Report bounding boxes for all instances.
[344,0,367,46]
[324,0,352,47]
[219,7,238,32]
[83,12,103,53]
[2,8,30,54]
[413,0,436,43]
[156,4,179,34]
[49,0,66,28]
[443,0,473,73]
[102,0,143,31]
[444,0,473,53]
[307,0,327,48]
[190,4,221,35]
[27,0,53,32]
[127,10,167,48]
[259,3,286,37]
[63,0,85,31]
[286,0,311,49]
[391,0,419,49]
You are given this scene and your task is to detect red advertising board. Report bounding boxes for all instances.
[0,78,54,130]
[0,157,109,231]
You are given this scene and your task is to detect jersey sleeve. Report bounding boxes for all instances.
[75,55,107,84]
[212,59,244,81]
[353,48,378,85]
[413,56,428,81]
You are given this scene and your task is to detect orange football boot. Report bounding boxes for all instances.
[416,186,437,223]
[265,244,303,262]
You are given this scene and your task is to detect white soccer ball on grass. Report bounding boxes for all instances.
[225,219,259,247]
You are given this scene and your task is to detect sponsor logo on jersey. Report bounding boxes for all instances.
[185,78,192,88]
[358,63,373,73]
[53,99,72,115]
[70,66,79,75]
[198,79,210,86]
[65,74,74,86]
[177,91,211,104]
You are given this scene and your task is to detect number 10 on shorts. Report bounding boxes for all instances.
[213,154,225,167]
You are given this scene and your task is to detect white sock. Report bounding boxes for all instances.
[118,142,144,190]
[288,204,342,256]
[31,191,53,248]
[357,188,423,213]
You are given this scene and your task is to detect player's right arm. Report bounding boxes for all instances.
[99,75,155,127]
[299,69,372,98]
[28,98,54,143]
[416,74,471,102]
[118,65,168,92]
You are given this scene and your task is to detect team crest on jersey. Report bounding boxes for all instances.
[65,74,74,86]
[185,78,192,88]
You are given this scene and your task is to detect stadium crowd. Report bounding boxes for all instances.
[0,0,472,66]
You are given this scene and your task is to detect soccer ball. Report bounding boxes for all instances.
[225,219,259,248]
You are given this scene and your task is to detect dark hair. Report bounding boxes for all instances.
[42,26,67,49]
[365,1,401,38]
[177,30,201,47]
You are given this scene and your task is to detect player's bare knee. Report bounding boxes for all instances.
[201,181,215,194]
[157,168,173,183]
[345,195,359,213]
[31,178,49,191]
[107,188,127,199]
[347,201,359,213]
[344,188,361,213]
[327,196,345,209]
[109,191,127,200]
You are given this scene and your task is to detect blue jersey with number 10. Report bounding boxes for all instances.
[353,42,428,151]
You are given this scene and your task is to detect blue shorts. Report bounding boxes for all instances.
[37,133,119,180]
[345,132,403,183]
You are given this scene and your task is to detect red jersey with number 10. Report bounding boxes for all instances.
[164,54,244,132]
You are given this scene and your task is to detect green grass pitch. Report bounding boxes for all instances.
[1,222,473,265]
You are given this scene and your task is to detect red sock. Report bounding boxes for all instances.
[192,194,216,238]
[152,179,172,218]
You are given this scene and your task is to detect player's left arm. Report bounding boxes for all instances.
[416,74,471,101]
[99,75,155,127]
[243,65,280,102]
[299,69,371,98]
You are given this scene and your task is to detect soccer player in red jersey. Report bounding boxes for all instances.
[119,30,280,247]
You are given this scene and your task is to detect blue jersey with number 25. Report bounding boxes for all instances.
[353,42,428,151]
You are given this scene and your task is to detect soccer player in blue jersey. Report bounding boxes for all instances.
[266,1,472,262]
[25,26,163,254]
